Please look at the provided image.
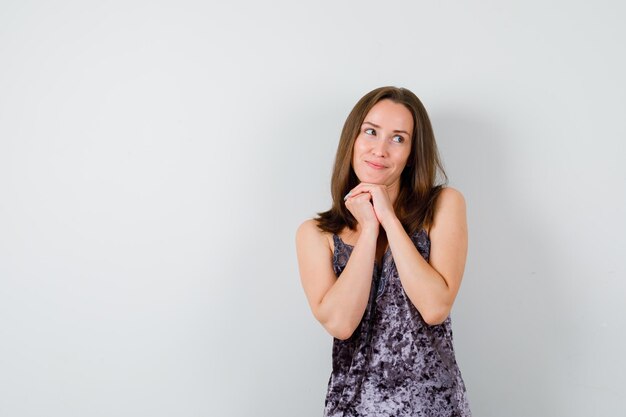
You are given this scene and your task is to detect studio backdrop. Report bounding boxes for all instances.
[0,1,624,416]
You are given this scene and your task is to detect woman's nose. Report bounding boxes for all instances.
[371,138,388,156]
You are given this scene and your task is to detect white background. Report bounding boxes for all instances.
[1,1,624,416]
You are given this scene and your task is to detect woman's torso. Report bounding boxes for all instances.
[321,225,471,417]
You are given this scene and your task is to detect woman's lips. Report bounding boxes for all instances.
[366,161,386,169]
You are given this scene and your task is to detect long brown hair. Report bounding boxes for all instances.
[314,86,448,236]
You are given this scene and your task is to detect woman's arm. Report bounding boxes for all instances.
[383,187,468,325]
[296,219,379,340]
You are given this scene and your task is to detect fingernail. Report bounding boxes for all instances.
[343,192,350,201]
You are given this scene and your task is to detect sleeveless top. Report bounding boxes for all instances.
[324,228,472,417]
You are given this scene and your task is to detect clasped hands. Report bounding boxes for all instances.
[343,183,397,230]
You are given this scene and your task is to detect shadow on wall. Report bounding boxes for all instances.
[434,108,565,415]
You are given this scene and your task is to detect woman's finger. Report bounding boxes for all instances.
[343,183,376,201]
[345,183,386,201]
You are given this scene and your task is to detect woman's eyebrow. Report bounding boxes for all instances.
[362,121,410,135]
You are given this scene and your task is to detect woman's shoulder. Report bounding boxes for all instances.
[296,218,323,236]
[430,186,467,230]
[295,218,334,255]
[436,186,465,204]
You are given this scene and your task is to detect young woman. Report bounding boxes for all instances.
[295,86,472,416]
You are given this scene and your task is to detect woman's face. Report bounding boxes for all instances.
[351,99,414,186]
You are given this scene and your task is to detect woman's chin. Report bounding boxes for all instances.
[358,176,387,185]
[355,169,391,185]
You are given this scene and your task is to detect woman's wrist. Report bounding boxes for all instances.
[359,224,380,239]
[380,215,400,231]
[380,213,400,230]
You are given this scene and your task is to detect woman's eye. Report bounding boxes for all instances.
[393,135,404,143]
[364,128,375,135]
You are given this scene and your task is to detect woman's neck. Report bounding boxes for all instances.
[386,178,401,206]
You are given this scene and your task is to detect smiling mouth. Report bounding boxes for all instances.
[366,161,386,169]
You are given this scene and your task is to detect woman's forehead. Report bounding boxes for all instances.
[363,100,413,133]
